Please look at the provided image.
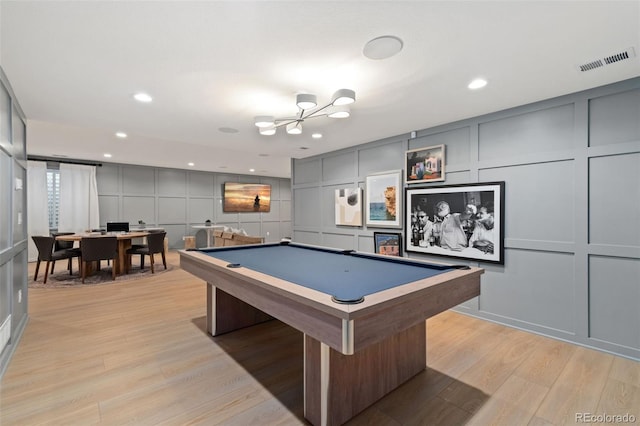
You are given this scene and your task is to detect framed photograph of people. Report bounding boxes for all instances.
[405,144,445,184]
[335,187,363,226]
[373,232,403,257]
[405,181,505,264]
[365,170,402,228]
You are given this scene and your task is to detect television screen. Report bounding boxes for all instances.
[223,182,271,213]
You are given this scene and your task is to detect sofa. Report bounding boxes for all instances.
[213,230,264,247]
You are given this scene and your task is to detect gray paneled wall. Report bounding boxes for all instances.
[96,164,291,249]
[291,77,640,360]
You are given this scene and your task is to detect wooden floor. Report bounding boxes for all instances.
[1,251,638,425]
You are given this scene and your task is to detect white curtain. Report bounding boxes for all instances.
[27,161,50,261]
[58,164,100,234]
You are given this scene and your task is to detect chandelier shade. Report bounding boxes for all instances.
[259,126,276,136]
[331,89,356,106]
[255,89,356,136]
[296,94,317,110]
[254,116,275,128]
[286,121,302,134]
[326,105,350,118]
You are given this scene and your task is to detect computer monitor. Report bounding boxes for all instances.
[106,222,129,232]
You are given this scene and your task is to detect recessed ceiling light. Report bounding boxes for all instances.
[133,92,153,103]
[218,127,239,134]
[363,35,403,60]
[300,147,309,150]
[249,169,255,172]
[312,133,323,139]
[258,153,269,157]
[115,132,127,138]
[468,78,488,90]
[103,153,112,158]
[188,162,194,167]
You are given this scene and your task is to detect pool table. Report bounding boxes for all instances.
[180,241,483,426]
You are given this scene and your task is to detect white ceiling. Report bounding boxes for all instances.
[1,1,639,179]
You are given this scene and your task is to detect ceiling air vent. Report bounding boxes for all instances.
[579,59,604,72]
[577,47,636,72]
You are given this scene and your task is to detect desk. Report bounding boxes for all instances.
[56,231,149,274]
[192,225,224,247]
[180,242,483,426]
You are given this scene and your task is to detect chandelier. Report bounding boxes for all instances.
[254,89,356,135]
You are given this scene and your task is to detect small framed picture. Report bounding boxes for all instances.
[373,232,403,257]
[365,170,402,228]
[405,144,445,184]
[335,187,363,226]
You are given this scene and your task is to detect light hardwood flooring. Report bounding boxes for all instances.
[1,251,638,425]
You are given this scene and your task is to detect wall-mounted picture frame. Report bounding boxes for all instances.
[335,187,363,226]
[365,170,402,228]
[405,144,445,184]
[373,232,403,257]
[223,182,271,212]
[405,181,505,264]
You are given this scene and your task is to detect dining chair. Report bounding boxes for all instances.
[129,228,164,251]
[126,231,167,273]
[32,235,81,284]
[80,236,118,283]
[50,231,81,274]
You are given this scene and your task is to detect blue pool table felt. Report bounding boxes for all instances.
[201,244,454,303]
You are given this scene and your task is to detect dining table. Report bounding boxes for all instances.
[55,231,150,275]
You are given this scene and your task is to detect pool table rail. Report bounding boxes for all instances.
[180,248,482,354]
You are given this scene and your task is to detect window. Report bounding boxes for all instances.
[47,169,60,230]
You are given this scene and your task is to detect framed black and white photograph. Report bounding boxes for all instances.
[373,232,402,257]
[405,144,445,184]
[365,170,402,228]
[335,187,363,226]
[405,182,505,264]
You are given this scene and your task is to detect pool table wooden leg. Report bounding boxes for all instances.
[206,283,273,335]
[304,321,427,426]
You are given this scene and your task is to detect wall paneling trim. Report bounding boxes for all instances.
[291,78,640,360]
[97,164,291,249]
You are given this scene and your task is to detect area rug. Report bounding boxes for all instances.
[29,264,174,288]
